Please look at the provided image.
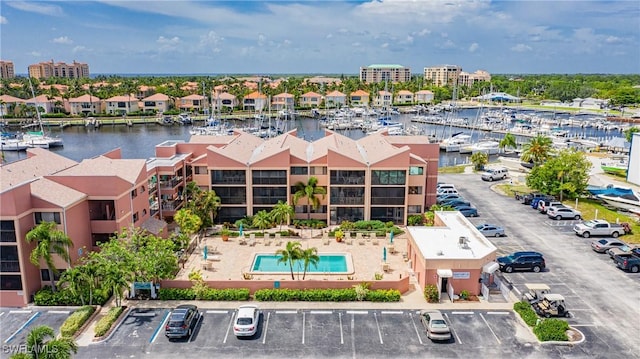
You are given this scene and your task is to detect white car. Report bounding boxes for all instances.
[233,305,260,337]
[476,224,505,237]
[547,206,581,220]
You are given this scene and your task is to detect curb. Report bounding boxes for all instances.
[91,307,132,344]
[512,309,585,346]
[70,305,100,340]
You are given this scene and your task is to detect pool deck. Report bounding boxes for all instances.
[176,227,410,282]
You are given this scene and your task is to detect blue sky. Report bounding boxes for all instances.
[1,0,639,75]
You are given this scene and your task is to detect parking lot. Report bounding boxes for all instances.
[0,308,72,355]
[441,173,639,358]
[74,307,539,359]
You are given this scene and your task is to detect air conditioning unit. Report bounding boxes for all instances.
[459,236,467,245]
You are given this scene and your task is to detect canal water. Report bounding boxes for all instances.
[2,108,625,166]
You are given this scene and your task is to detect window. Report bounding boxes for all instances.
[141,186,146,193]
[371,187,405,205]
[408,205,422,214]
[212,170,246,185]
[0,275,22,290]
[290,166,308,175]
[133,212,139,223]
[142,209,147,216]
[252,170,287,185]
[0,246,20,272]
[311,166,327,175]
[371,170,406,185]
[194,166,207,175]
[0,221,16,243]
[409,186,422,195]
[92,233,111,247]
[34,212,62,225]
[40,269,64,282]
[409,166,424,175]
[131,188,138,198]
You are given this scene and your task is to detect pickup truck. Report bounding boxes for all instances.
[573,220,626,238]
[607,244,640,259]
[614,253,640,273]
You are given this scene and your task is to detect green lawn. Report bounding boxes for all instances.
[438,165,467,174]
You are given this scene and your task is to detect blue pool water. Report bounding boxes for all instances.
[251,254,349,273]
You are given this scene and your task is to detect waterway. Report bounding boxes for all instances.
[1,108,626,166]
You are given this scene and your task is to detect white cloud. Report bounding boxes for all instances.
[52,36,73,45]
[200,31,224,47]
[511,44,532,52]
[6,1,64,16]
[605,36,621,44]
[440,39,456,49]
[381,43,389,48]
[0,16,7,24]
[413,28,430,37]
[469,43,479,52]
[402,35,414,45]
[326,34,333,39]
[72,46,87,53]
[157,36,181,52]
[258,34,267,46]
[29,51,41,57]
[283,39,292,46]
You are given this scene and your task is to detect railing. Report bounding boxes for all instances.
[161,199,183,211]
[0,261,20,272]
[159,177,183,189]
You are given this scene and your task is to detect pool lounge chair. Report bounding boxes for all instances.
[274,233,282,246]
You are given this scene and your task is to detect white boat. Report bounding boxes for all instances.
[461,140,500,155]
[597,189,640,212]
[1,138,29,151]
[440,134,472,152]
[21,131,64,149]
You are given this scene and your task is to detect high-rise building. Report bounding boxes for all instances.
[360,64,411,83]
[423,65,462,87]
[28,60,89,79]
[0,60,15,79]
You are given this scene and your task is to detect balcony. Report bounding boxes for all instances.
[161,199,183,211]
[159,176,183,189]
[0,261,20,272]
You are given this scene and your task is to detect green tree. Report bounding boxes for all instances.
[184,182,221,227]
[300,247,320,280]
[499,132,517,153]
[174,208,203,248]
[470,152,488,171]
[623,127,639,143]
[526,149,592,199]
[276,241,302,280]
[293,176,327,220]
[520,135,554,166]
[25,222,73,293]
[57,266,90,305]
[252,210,273,235]
[270,201,294,232]
[10,325,78,359]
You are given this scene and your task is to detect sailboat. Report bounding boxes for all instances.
[22,79,64,149]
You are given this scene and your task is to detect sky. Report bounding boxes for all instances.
[1,0,639,75]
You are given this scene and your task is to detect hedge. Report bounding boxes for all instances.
[60,305,96,337]
[94,306,126,338]
[254,288,401,302]
[533,318,569,342]
[514,301,538,327]
[34,286,110,306]
[157,288,250,301]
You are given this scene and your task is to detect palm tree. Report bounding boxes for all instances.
[10,325,78,359]
[25,222,73,293]
[252,210,273,235]
[300,247,320,280]
[58,267,89,305]
[293,176,326,220]
[520,135,554,165]
[270,201,294,232]
[276,241,302,280]
[499,132,517,153]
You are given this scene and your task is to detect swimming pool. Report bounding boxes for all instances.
[250,253,354,274]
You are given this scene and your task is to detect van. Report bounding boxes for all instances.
[436,183,456,191]
[437,188,459,195]
[481,167,509,182]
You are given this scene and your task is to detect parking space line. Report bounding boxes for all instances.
[5,312,41,344]
[275,310,297,314]
[301,312,305,344]
[207,310,228,314]
[380,311,403,315]
[409,312,423,345]
[373,313,383,344]
[479,313,501,344]
[570,324,598,327]
[132,312,156,317]
[189,314,203,343]
[346,310,368,315]
[443,313,462,345]
[48,310,70,314]
[338,312,344,345]
[9,310,31,314]
[309,310,332,314]
[451,311,474,315]
[149,310,169,344]
[262,312,271,344]
[486,312,510,315]
[223,312,235,344]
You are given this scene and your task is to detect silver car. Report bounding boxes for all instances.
[233,305,260,337]
[419,310,452,342]
[547,206,582,220]
[476,224,505,237]
[591,238,627,253]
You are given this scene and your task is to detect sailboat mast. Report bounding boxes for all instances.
[28,78,44,133]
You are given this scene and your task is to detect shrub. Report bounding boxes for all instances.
[157,288,249,301]
[60,305,96,337]
[94,306,126,337]
[533,318,569,342]
[33,286,110,306]
[514,301,539,327]
[354,282,370,301]
[424,284,439,303]
[459,290,470,300]
[374,272,383,280]
[253,288,400,302]
[366,289,401,302]
[407,215,424,226]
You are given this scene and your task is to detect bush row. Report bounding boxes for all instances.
[94,306,126,338]
[157,288,250,301]
[513,301,539,326]
[253,288,401,302]
[60,305,96,337]
[514,302,569,342]
[33,286,110,306]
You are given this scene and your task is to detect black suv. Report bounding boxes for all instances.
[165,305,200,339]
[520,193,546,205]
[497,251,546,273]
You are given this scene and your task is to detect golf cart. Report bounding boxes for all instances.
[522,283,551,304]
[533,293,570,318]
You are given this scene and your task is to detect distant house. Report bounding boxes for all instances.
[373,91,393,108]
[180,82,200,92]
[69,94,102,115]
[136,85,155,100]
[272,93,295,110]
[243,91,268,112]
[325,90,347,107]
[26,94,60,114]
[212,92,238,111]
[415,90,434,104]
[141,93,171,113]
[105,94,140,115]
[395,90,414,104]
[0,94,25,116]
[179,94,208,113]
[572,97,608,110]
[350,90,370,107]
[299,91,323,108]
